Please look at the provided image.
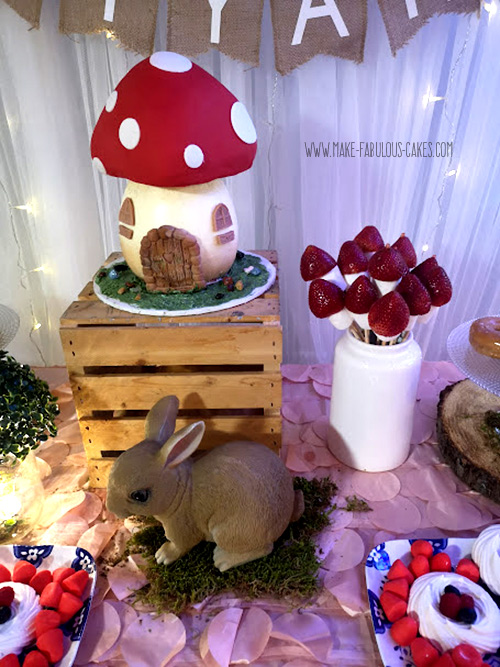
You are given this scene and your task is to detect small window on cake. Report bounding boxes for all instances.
[212,204,233,232]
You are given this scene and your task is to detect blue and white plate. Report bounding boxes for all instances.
[365,538,500,667]
[0,544,97,666]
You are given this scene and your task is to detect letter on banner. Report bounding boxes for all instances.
[292,0,349,45]
[404,0,418,18]
[104,0,116,21]
[207,0,229,43]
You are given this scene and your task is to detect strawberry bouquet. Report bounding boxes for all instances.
[301,226,452,345]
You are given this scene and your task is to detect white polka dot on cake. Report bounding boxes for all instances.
[105,90,118,112]
[119,118,140,150]
[92,157,107,174]
[149,52,192,73]
[184,144,204,168]
[231,101,257,144]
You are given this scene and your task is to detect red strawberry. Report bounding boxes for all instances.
[0,565,11,584]
[451,644,483,667]
[456,558,480,583]
[0,656,20,667]
[368,245,408,281]
[431,552,451,572]
[368,292,410,338]
[345,276,378,314]
[337,241,368,276]
[58,591,83,624]
[380,591,407,622]
[392,233,417,268]
[52,567,75,584]
[410,637,440,667]
[35,610,62,639]
[460,594,475,610]
[308,279,344,319]
[36,628,64,664]
[13,560,37,584]
[0,586,14,607]
[354,225,384,252]
[389,615,418,646]
[29,570,53,595]
[382,577,409,601]
[412,256,439,285]
[61,569,89,598]
[387,559,414,586]
[39,582,63,609]
[300,245,337,281]
[409,555,430,579]
[439,592,461,619]
[433,654,455,667]
[22,652,48,667]
[397,274,431,316]
[410,540,433,560]
[426,266,452,307]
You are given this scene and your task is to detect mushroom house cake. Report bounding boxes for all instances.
[91,51,259,298]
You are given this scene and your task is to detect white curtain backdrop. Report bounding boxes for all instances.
[1,0,499,366]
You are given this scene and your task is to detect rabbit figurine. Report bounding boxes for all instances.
[106,395,304,571]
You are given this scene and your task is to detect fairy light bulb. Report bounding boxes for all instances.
[484,2,497,19]
[422,86,445,109]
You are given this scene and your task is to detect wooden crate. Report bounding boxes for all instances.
[60,250,282,488]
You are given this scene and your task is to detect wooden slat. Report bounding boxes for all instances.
[70,372,281,411]
[89,459,114,488]
[61,326,282,370]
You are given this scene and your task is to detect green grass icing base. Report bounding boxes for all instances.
[94,251,270,311]
[121,478,339,614]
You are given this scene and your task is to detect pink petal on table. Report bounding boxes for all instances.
[374,530,397,546]
[281,400,323,425]
[67,491,103,524]
[417,380,439,402]
[434,361,466,383]
[98,601,138,663]
[121,612,186,667]
[411,408,434,445]
[312,416,329,442]
[75,601,122,665]
[417,397,438,420]
[351,471,401,502]
[325,566,367,616]
[286,445,316,473]
[300,423,325,448]
[328,508,353,531]
[403,466,456,501]
[282,365,312,383]
[271,611,332,663]
[369,497,421,534]
[434,377,452,396]
[36,441,70,467]
[230,608,272,664]
[43,465,89,494]
[312,381,332,398]
[404,442,441,469]
[65,452,88,467]
[330,469,354,498]
[77,521,119,559]
[420,362,439,383]
[200,608,243,667]
[40,516,89,546]
[56,420,83,445]
[35,456,52,479]
[322,529,365,572]
[108,557,148,600]
[38,490,86,527]
[309,365,333,386]
[427,496,484,531]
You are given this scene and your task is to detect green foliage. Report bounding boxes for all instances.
[342,495,372,512]
[0,351,59,460]
[123,477,338,614]
[482,410,500,453]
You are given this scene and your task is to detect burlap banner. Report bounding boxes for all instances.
[167,0,264,67]
[378,0,481,55]
[59,0,159,57]
[4,0,42,28]
[270,0,367,76]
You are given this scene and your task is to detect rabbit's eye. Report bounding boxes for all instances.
[130,489,150,503]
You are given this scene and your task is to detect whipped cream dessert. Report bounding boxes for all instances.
[472,524,500,596]
[0,581,41,659]
[407,572,500,654]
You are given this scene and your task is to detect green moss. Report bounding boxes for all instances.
[481,411,500,454]
[94,251,270,311]
[123,477,337,614]
[342,495,372,513]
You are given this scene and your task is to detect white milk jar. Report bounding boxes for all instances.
[327,330,422,472]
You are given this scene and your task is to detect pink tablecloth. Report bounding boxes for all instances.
[29,362,500,667]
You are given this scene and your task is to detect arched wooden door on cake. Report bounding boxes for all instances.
[139,226,206,293]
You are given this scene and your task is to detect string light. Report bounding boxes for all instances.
[422,244,429,252]
[105,29,115,40]
[32,322,41,331]
[29,266,45,273]
[11,199,37,216]
[422,87,445,109]
[484,2,497,19]
[445,164,461,178]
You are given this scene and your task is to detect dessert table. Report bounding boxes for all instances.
[27,361,500,667]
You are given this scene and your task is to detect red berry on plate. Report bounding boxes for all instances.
[58,592,84,624]
[23,652,49,667]
[345,275,378,314]
[439,592,462,619]
[426,266,452,307]
[308,279,344,319]
[39,582,63,609]
[0,565,11,584]
[354,225,384,253]
[380,591,407,622]
[389,615,418,646]
[368,245,408,281]
[34,610,62,639]
[29,570,53,595]
[12,560,37,584]
[368,292,410,338]
[300,245,337,281]
[397,274,432,316]
[456,559,480,583]
[433,653,455,667]
[409,554,431,579]
[36,628,65,664]
[392,233,417,269]
[430,552,451,572]
[52,567,75,584]
[411,637,440,667]
[387,559,415,586]
[0,655,20,667]
[412,256,439,285]
[383,577,409,601]
[61,569,89,598]
[0,586,14,607]
[410,540,433,560]
[337,241,368,276]
[460,594,475,610]
[451,643,483,667]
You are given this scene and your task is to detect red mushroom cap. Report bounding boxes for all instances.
[90,51,257,187]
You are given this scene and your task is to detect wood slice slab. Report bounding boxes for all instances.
[437,379,500,504]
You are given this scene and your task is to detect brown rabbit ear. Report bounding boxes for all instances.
[159,421,205,469]
[145,396,179,444]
